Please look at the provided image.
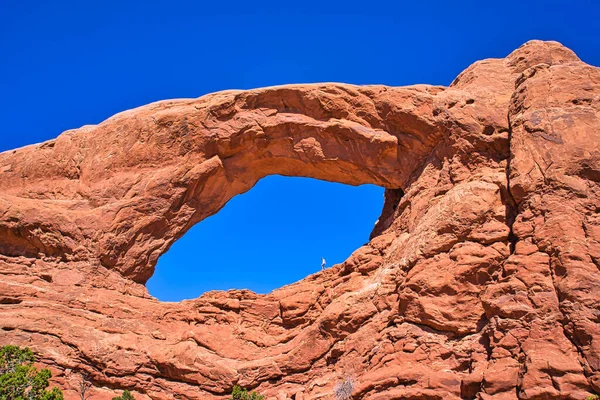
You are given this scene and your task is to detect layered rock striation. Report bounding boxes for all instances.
[0,41,599,399]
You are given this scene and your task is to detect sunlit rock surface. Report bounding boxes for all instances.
[1,41,599,399]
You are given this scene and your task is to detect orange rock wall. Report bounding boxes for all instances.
[0,41,598,399]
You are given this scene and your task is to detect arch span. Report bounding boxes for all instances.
[0,83,444,282]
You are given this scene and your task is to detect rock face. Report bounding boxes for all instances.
[0,41,599,399]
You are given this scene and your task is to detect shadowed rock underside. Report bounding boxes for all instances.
[0,41,599,399]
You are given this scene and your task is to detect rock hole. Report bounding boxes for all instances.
[482,125,496,135]
[146,175,384,301]
[0,297,22,305]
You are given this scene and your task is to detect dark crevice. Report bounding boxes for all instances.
[515,341,527,399]
[479,331,492,362]
[370,188,404,239]
[502,108,539,399]
[0,297,22,304]
[504,112,518,256]
[461,378,483,400]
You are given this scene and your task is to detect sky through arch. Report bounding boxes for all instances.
[146,176,384,301]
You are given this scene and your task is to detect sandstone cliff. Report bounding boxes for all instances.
[0,41,599,399]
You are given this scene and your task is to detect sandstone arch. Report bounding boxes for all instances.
[0,41,599,399]
[0,83,444,283]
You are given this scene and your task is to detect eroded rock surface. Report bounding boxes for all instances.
[0,41,599,399]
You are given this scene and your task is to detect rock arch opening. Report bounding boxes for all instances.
[146,175,385,301]
[0,83,443,285]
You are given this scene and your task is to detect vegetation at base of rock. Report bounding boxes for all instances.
[585,395,599,400]
[112,389,135,400]
[76,373,92,400]
[230,385,264,400]
[334,376,355,400]
[0,345,64,400]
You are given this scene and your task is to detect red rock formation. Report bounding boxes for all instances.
[0,40,598,399]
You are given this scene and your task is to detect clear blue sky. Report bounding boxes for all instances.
[2,1,599,301]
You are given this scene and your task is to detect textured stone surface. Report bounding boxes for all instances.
[0,41,599,399]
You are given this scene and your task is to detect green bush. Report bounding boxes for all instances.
[585,395,599,400]
[0,345,64,400]
[112,389,135,400]
[230,385,264,400]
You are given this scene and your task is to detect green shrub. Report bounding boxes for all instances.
[0,345,64,400]
[231,385,264,400]
[112,389,135,400]
[585,395,599,400]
